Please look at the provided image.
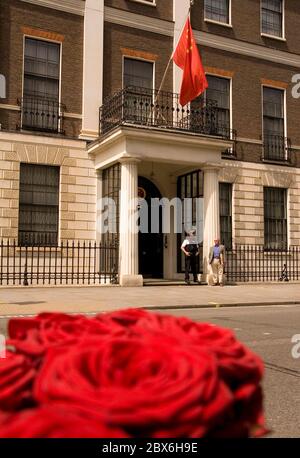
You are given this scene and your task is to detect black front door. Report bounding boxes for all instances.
[138,177,164,279]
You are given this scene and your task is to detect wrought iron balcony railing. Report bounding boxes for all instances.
[18,95,65,134]
[263,133,291,163]
[99,86,235,141]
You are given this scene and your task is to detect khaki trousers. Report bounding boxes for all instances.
[211,258,224,285]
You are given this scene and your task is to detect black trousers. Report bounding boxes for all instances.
[185,255,198,281]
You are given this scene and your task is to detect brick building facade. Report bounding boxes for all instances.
[0,0,300,285]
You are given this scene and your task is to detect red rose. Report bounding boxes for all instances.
[8,312,121,358]
[1,309,267,438]
[0,351,36,411]
[34,333,233,438]
[97,310,266,437]
[0,406,129,438]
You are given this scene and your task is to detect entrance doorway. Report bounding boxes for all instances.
[138,176,164,279]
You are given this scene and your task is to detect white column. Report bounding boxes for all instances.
[96,169,103,243]
[173,0,190,94]
[203,167,220,283]
[80,0,104,140]
[119,159,143,287]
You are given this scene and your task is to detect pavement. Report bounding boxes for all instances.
[0,282,299,317]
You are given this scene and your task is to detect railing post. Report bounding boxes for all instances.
[23,262,28,286]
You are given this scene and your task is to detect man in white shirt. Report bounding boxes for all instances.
[181,229,200,285]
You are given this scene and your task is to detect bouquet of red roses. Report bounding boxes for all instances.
[0,309,267,438]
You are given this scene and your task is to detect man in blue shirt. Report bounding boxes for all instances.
[208,238,226,286]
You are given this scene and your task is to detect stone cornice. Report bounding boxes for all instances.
[88,126,233,157]
[104,6,174,37]
[19,0,85,16]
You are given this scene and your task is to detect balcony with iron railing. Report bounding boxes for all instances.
[99,86,236,141]
[18,95,66,134]
[262,133,292,163]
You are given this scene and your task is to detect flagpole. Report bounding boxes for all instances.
[153,0,194,103]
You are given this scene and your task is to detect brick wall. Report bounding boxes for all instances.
[192,0,300,55]
[103,22,173,98]
[200,46,300,166]
[0,0,83,137]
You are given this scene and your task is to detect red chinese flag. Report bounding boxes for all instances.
[173,18,208,106]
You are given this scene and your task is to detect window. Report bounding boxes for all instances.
[204,0,230,24]
[220,183,232,250]
[264,187,287,250]
[123,58,153,90]
[177,171,204,273]
[263,87,287,161]
[102,164,121,245]
[123,58,154,123]
[19,164,60,246]
[261,0,283,38]
[206,75,231,136]
[22,38,61,132]
[130,0,155,4]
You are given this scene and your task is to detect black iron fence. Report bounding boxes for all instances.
[0,240,118,286]
[263,133,291,163]
[100,86,235,141]
[226,245,300,282]
[18,95,65,134]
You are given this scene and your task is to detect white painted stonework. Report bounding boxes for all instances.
[89,126,232,285]
[81,0,104,140]
[173,0,190,94]
[203,167,221,283]
[119,158,143,287]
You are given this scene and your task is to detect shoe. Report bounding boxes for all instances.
[220,283,224,287]
[194,280,201,284]
[185,280,190,285]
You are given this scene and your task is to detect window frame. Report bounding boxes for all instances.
[261,84,287,161]
[122,55,155,124]
[21,35,63,131]
[177,171,204,274]
[219,182,233,250]
[261,0,285,41]
[264,186,288,250]
[129,0,156,6]
[122,55,155,92]
[205,73,233,138]
[204,0,232,27]
[18,163,61,247]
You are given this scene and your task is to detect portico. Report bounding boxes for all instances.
[89,125,233,286]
